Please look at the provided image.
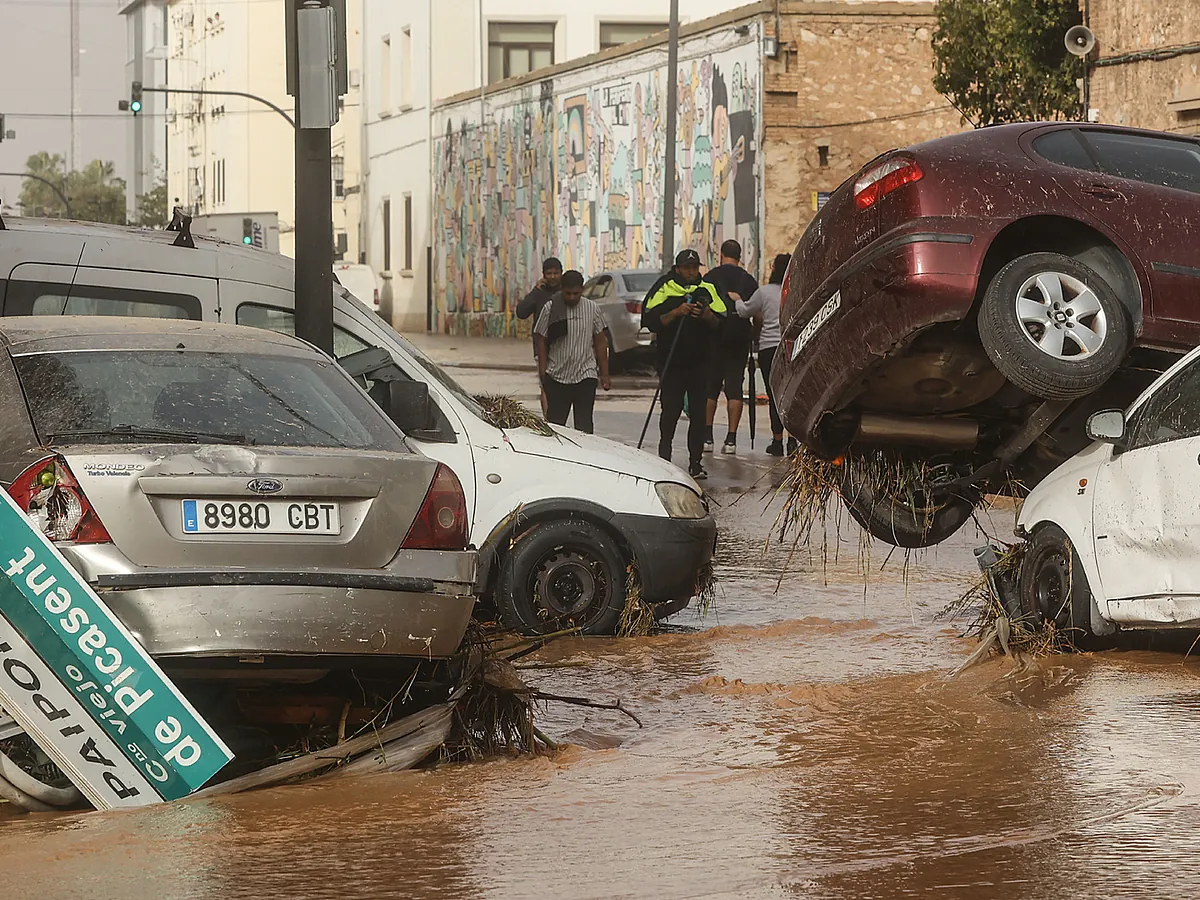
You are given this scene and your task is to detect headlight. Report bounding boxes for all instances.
[655,482,707,519]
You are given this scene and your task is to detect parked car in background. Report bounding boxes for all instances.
[0,218,716,636]
[583,268,661,362]
[774,122,1200,548]
[0,317,477,666]
[1017,343,1200,645]
[334,262,380,313]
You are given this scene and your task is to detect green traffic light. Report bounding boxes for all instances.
[130,100,142,113]
[243,236,253,244]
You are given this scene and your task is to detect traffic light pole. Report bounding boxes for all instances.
[138,87,296,129]
[294,127,334,356]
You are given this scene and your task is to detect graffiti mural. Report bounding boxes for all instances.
[432,28,762,335]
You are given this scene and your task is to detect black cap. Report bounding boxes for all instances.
[675,249,701,267]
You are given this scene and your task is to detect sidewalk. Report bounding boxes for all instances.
[402,332,537,372]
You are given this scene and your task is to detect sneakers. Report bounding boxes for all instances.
[703,440,715,454]
[689,462,708,481]
[765,439,784,457]
[721,439,737,455]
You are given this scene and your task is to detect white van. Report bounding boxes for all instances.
[0,217,716,634]
[333,262,379,313]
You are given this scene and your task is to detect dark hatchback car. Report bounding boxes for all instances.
[773,122,1200,547]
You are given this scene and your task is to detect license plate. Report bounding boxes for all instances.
[790,290,842,361]
[181,500,341,535]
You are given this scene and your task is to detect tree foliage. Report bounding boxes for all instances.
[932,0,1083,127]
[19,152,128,224]
[134,170,169,228]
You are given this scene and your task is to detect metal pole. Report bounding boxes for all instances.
[70,0,80,173]
[132,10,145,213]
[142,87,297,128]
[0,173,72,218]
[662,0,680,270]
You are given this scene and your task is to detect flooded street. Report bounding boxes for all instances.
[4,373,1200,899]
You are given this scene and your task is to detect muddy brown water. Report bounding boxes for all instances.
[5,447,1200,897]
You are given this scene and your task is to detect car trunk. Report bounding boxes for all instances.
[60,444,436,570]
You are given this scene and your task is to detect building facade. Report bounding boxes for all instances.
[430,1,963,336]
[363,0,750,333]
[120,0,170,219]
[1085,0,1200,137]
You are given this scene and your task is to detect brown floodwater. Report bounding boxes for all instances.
[4,468,1200,898]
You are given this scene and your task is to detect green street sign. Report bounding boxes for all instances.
[0,490,233,802]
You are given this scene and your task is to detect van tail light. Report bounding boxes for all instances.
[854,157,924,210]
[7,457,112,544]
[624,300,642,314]
[402,464,469,550]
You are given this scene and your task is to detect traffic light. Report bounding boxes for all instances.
[130,81,143,115]
[242,218,254,245]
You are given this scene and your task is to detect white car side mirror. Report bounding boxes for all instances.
[1086,409,1126,444]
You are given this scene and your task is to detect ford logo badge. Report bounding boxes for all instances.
[247,478,284,495]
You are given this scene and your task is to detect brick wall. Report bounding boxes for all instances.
[1087,0,1200,136]
[762,1,967,257]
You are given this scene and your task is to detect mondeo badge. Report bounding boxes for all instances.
[247,478,284,495]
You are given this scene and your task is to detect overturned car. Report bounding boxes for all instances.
[773,122,1200,547]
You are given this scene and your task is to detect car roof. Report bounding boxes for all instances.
[0,316,318,357]
[910,121,1200,156]
[0,217,295,288]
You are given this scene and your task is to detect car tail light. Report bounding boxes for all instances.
[402,464,469,550]
[374,288,380,306]
[624,300,642,314]
[780,256,794,310]
[7,457,112,544]
[853,156,924,210]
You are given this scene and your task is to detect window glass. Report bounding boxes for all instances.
[14,350,403,451]
[1085,131,1200,194]
[1031,130,1096,171]
[599,22,667,49]
[1127,360,1200,450]
[5,281,201,319]
[622,271,662,294]
[236,303,368,360]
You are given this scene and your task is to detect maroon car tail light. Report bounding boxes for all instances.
[854,157,924,210]
[7,457,113,544]
[780,255,795,311]
[402,463,469,550]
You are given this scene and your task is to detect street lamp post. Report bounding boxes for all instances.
[0,172,72,218]
[662,0,680,270]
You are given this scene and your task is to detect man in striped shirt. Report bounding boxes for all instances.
[534,270,612,433]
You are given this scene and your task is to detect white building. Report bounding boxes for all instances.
[120,0,170,219]
[363,1,746,332]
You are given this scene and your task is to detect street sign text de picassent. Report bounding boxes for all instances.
[0,490,233,805]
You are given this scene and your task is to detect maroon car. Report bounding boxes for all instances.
[774,122,1200,547]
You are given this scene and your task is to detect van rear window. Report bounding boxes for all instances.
[4,281,201,319]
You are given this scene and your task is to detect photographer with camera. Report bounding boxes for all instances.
[641,249,727,481]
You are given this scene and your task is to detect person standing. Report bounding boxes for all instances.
[703,239,759,455]
[737,253,795,457]
[534,270,611,434]
[518,257,564,416]
[642,249,727,481]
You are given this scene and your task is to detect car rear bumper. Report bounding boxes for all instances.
[774,230,982,453]
[612,512,717,604]
[607,314,654,355]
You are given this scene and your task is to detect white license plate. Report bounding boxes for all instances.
[790,290,842,361]
[181,500,341,535]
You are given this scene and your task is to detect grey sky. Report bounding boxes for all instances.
[0,0,128,213]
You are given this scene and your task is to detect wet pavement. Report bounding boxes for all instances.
[4,361,1200,898]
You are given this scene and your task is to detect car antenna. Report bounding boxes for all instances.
[166,206,195,249]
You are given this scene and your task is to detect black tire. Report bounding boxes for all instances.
[604,328,622,375]
[838,460,977,549]
[496,519,627,636]
[978,252,1130,401]
[1018,524,1112,649]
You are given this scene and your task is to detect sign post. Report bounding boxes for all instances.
[0,491,233,809]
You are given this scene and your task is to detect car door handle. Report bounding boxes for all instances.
[1081,185,1123,202]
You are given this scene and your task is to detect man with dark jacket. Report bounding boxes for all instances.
[641,249,727,480]
[703,239,759,456]
[517,257,563,415]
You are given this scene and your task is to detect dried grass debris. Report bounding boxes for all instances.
[475,394,556,436]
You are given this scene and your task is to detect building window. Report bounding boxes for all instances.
[818,145,830,168]
[382,198,392,272]
[400,26,413,108]
[488,22,554,84]
[380,36,392,112]
[599,22,667,50]
[332,155,345,198]
[403,194,413,272]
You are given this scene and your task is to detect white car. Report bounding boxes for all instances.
[0,215,716,636]
[1017,343,1200,644]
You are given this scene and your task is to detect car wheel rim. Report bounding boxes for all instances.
[1014,271,1108,360]
[533,548,608,621]
[1033,548,1071,625]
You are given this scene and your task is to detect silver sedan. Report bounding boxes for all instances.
[583,269,664,358]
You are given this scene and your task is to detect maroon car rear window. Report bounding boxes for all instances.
[1085,131,1200,194]
[1031,130,1096,171]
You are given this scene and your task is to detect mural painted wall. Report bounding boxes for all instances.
[432,27,762,336]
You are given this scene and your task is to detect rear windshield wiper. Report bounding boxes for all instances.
[48,425,252,446]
